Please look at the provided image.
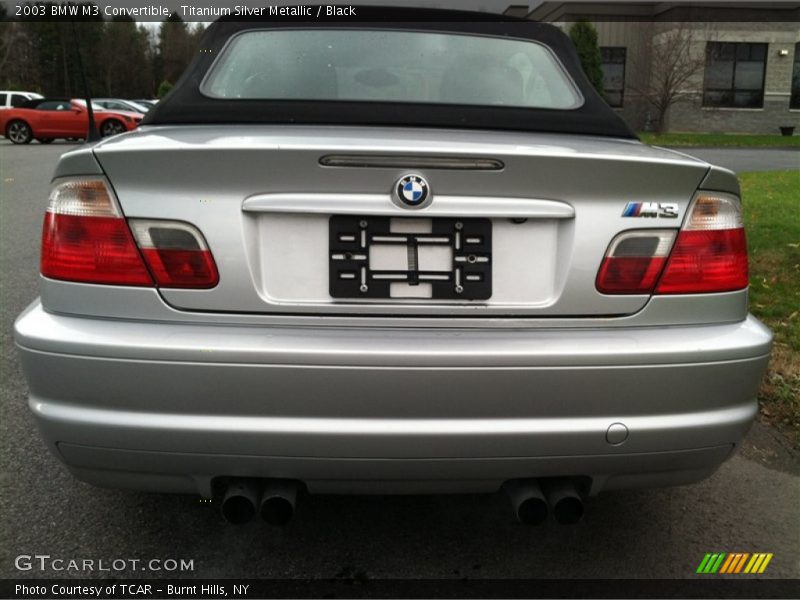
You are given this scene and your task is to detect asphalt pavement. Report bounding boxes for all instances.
[664,146,799,173]
[1,140,798,584]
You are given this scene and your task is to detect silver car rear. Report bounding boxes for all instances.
[14,10,771,524]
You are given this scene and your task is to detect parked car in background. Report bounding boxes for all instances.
[72,99,144,125]
[131,99,158,109]
[0,90,43,109]
[0,98,140,144]
[14,9,772,527]
[94,98,152,114]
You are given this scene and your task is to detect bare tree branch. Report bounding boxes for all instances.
[630,22,712,133]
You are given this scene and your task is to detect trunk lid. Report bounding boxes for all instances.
[93,125,709,317]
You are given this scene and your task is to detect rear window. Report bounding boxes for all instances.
[202,29,582,110]
[10,93,29,107]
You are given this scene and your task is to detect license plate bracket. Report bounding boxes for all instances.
[329,216,491,300]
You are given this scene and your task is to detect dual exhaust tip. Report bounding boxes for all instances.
[504,478,585,525]
[221,479,298,526]
[220,477,584,526]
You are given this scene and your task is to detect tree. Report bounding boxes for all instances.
[156,79,173,98]
[569,20,604,95]
[1,6,203,97]
[630,22,710,134]
[158,14,193,86]
[98,17,151,97]
[0,4,12,75]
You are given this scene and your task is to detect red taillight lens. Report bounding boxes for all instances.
[596,256,667,294]
[655,194,748,294]
[41,179,153,286]
[596,231,675,294]
[656,227,748,294]
[596,193,748,296]
[129,220,219,288]
[41,179,219,289]
[140,248,218,288]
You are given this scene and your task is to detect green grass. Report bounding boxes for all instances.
[640,132,800,147]
[741,170,800,438]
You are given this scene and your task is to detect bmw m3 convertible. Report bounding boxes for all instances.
[14,8,772,525]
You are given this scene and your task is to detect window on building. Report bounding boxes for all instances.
[703,42,767,108]
[791,42,800,109]
[600,47,626,107]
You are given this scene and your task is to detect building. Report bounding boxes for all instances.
[515,2,800,133]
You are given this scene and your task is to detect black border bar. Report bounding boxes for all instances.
[3,578,800,599]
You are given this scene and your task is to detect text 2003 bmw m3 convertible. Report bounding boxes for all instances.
[14,8,773,525]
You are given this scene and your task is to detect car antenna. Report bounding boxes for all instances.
[70,18,100,142]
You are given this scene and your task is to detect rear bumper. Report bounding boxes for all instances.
[14,301,772,495]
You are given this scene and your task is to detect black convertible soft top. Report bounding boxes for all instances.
[144,6,635,139]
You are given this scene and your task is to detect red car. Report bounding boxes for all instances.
[0,98,140,144]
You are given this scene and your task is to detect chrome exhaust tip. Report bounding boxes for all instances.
[503,479,549,525]
[220,480,259,524]
[542,479,584,525]
[259,480,297,526]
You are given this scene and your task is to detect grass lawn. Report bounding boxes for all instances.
[640,132,800,147]
[741,170,800,441]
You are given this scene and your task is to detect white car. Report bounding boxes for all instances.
[0,90,43,109]
[94,98,152,114]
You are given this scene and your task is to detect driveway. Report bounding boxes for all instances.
[664,147,799,173]
[1,141,798,587]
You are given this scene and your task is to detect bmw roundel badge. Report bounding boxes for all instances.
[395,174,430,207]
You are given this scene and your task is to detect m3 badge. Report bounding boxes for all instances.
[622,202,679,218]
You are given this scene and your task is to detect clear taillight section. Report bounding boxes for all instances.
[655,194,748,294]
[596,230,675,294]
[41,178,218,289]
[41,179,153,285]
[129,220,219,288]
[596,192,748,296]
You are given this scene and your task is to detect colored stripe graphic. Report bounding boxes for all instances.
[698,553,727,574]
[710,553,726,573]
[744,553,774,574]
[726,553,745,573]
[622,202,640,217]
[758,554,773,573]
[697,554,713,574]
[700,553,773,575]
[719,554,736,574]
[733,553,750,573]
[744,554,760,573]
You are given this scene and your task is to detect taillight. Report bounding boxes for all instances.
[41,178,219,289]
[596,230,675,294]
[655,193,748,294]
[596,192,748,296]
[41,178,153,286]
[129,220,219,288]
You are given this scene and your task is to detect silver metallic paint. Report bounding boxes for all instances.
[17,124,772,496]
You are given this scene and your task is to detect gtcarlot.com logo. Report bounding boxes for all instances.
[696,552,773,574]
[14,554,194,573]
